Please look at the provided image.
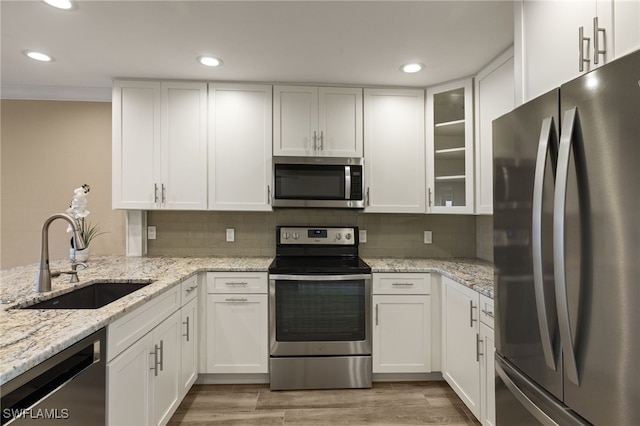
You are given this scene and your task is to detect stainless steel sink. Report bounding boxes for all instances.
[18,281,154,309]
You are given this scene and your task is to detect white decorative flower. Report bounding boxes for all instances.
[66,185,90,219]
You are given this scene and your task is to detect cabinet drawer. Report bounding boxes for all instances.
[181,274,198,305]
[479,294,494,329]
[206,272,268,294]
[107,285,180,361]
[373,273,431,295]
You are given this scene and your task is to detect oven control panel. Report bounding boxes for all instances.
[278,226,357,245]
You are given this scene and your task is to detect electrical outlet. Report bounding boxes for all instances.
[424,230,432,244]
[359,230,367,243]
[147,226,157,240]
[226,228,235,242]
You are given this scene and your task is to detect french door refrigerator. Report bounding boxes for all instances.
[493,49,639,425]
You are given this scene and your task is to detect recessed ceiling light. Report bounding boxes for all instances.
[22,50,54,62]
[43,0,75,10]
[400,63,424,73]
[197,56,223,67]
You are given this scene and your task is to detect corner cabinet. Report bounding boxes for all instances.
[208,83,273,211]
[364,89,426,213]
[426,78,474,214]
[112,80,208,210]
[273,85,363,157]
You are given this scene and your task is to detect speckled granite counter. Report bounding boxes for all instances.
[0,256,272,385]
[0,255,493,386]
[364,257,494,298]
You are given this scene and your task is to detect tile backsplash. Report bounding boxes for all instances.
[147,210,479,259]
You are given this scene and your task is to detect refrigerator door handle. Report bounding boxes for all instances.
[532,117,558,372]
[495,358,560,426]
[554,107,580,386]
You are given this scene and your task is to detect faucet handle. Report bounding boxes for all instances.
[70,261,88,271]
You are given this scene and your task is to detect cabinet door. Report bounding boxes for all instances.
[209,84,273,211]
[151,310,181,426]
[372,295,431,373]
[318,87,363,157]
[161,82,208,210]
[107,333,153,426]
[613,0,640,57]
[205,294,268,374]
[273,85,318,156]
[426,78,474,214]
[518,0,613,102]
[112,80,161,209]
[364,89,426,213]
[180,297,198,398]
[442,278,480,417]
[479,322,496,426]
[474,51,515,215]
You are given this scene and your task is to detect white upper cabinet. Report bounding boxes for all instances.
[113,80,160,210]
[113,80,208,210]
[274,85,363,157]
[208,83,273,211]
[364,88,426,213]
[517,0,639,103]
[426,78,474,214]
[474,49,515,215]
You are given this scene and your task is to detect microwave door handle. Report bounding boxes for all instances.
[345,166,351,200]
[554,107,580,386]
[532,116,558,372]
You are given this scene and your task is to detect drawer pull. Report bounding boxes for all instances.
[185,285,197,294]
[225,281,248,286]
[225,297,248,303]
[481,308,495,319]
[392,282,414,287]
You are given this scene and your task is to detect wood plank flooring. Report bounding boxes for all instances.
[168,381,481,425]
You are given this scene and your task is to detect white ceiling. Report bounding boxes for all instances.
[1,1,514,101]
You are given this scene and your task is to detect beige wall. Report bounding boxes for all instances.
[1,100,126,269]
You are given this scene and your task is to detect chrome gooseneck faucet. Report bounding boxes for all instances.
[36,213,86,293]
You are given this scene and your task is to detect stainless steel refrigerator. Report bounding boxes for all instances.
[493,49,639,425]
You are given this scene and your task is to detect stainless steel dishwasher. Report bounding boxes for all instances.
[1,328,106,425]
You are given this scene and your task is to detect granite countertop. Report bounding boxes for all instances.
[0,255,493,386]
[364,257,494,298]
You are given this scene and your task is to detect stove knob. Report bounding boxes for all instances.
[282,232,290,240]
[292,232,300,240]
[345,233,352,240]
[336,233,342,240]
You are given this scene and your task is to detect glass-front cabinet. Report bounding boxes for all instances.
[426,78,474,214]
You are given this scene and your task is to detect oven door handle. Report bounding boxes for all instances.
[269,274,372,281]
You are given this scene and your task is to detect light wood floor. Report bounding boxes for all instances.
[168,381,481,425]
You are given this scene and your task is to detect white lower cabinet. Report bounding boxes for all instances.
[108,309,181,426]
[478,294,495,426]
[107,276,200,426]
[372,273,431,373]
[179,276,199,398]
[204,272,269,374]
[441,276,495,425]
[442,277,480,417]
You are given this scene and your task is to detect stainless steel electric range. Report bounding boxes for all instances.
[268,226,372,390]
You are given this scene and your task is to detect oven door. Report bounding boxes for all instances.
[269,274,372,357]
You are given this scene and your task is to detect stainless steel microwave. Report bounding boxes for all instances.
[272,157,364,208]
